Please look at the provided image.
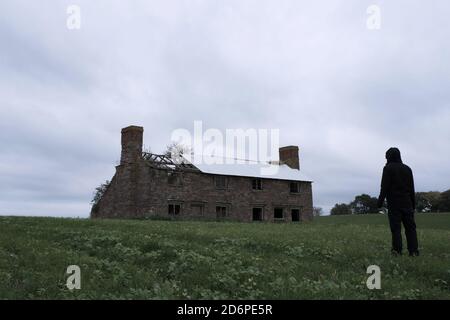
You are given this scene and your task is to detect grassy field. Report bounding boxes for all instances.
[0,214,449,299]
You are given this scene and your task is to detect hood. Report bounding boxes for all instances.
[386,147,402,164]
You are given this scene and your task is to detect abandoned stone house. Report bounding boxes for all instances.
[91,126,313,222]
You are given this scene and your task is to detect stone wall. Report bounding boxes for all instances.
[92,159,313,222]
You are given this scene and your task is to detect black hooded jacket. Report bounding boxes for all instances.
[377,148,415,210]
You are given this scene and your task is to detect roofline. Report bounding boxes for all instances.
[198,172,313,183]
[140,152,313,182]
[140,162,313,182]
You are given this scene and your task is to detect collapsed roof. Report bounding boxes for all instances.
[142,152,312,182]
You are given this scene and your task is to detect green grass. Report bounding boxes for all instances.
[0,214,449,299]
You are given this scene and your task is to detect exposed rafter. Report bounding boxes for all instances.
[142,152,199,171]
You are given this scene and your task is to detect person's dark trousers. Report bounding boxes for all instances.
[387,208,419,255]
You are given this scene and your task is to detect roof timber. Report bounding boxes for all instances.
[142,152,199,171]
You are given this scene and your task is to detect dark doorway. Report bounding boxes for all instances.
[168,204,181,215]
[274,208,284,220]
[291,209,300,222]
[216,206,227,219]
[252,208,263,221]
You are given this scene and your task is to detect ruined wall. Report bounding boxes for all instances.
[90,163,141,218]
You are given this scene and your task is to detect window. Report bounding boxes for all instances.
[191,203,204,216]
[252,208,263,221]
[291,209,300,222]
[168,204,181,215]
[252,178,263,190]
[290,182,300,193]
[274,208,284,220]
[215,176,227,189]
[167,172,182,186]
[216,206,227,218]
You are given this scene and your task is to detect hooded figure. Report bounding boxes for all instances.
[377,148,419,256]
[386,147,403,164]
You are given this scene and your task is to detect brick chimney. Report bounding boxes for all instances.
[120,126,143,165]
[279,146,300,170]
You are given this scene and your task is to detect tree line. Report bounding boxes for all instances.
[330,189,450,215]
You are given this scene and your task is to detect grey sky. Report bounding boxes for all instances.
[0,0,449,217]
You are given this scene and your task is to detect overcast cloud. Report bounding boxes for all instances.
[0,0,449,217]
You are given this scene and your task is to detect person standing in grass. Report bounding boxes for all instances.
[377,147,419,256]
